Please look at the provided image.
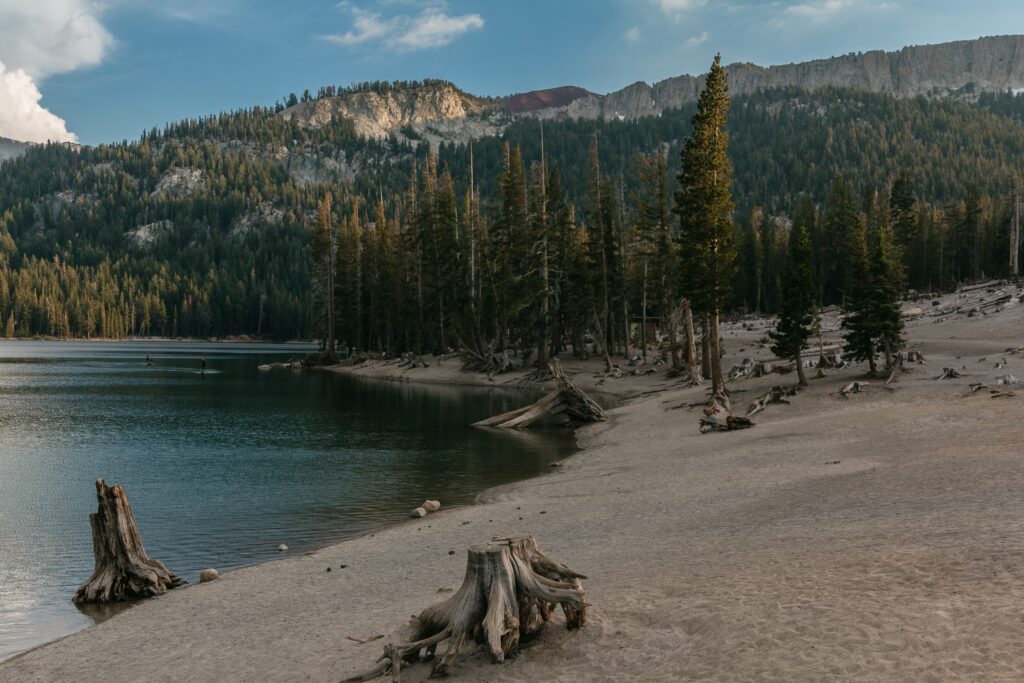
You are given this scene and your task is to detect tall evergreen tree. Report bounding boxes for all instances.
[769,215,816,386]
[310,192,336,357]
[673,54,736,399]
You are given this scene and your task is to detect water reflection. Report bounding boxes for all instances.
[0,341,575,661]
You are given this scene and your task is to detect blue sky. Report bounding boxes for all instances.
[1,0,1023,145]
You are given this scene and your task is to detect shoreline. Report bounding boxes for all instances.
[6,291,1024,680]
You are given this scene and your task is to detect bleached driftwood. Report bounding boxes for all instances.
[937,367,963,380]
[840,381,869,398]
[474,361,605,429]
[746,385,798,416]
[700,415,754,433]
[73,479,185,604]
[342,538,585,682]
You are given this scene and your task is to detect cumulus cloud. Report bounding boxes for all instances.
[0,0,113,79]
[0,0,113,143]
[322,3,483,52]
[0,62,77,143]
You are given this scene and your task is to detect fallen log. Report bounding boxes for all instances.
[839,381,869,398]
[474,361,605,429]
[73,479,185,604]
[746,385,797,417]
[699,415,754,433]
[342,539,585,682]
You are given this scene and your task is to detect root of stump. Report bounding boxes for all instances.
[474,361,605,428]
[342,538,585,682]
[73,479,185,604]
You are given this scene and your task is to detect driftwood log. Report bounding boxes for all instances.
[474,361,605,429]
[937,367,963,380]
[840,381,869,398]
[342,538,585,682]
[73,479,185,604]
[746,385,798,417]
[699,415,755,433]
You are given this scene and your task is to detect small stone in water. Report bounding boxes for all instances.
[277,544,288,552]
[199,568,220,582]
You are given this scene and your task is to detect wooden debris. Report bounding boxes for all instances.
[746,385,797,416]
[342,538,585,682]
[840,381,869,398]
[997,374,1020,386]
[906,350,925,363]
[474,361,605,429]
[937,367,963,380]
[74,479,185,604]
[699,415,755,433]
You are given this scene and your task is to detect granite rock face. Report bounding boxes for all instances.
[282,36,1024,142]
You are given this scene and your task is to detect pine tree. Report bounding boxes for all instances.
[869,223,905,370]
[841,224,876,374]
[310,192,335,358]
[674,54,736,399]
[769,215,816,386]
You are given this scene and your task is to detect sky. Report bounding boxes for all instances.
[1,0,1023,146]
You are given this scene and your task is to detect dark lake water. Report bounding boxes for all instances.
[0,341,574,661]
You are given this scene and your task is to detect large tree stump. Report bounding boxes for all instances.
[493,534,588,634]
[474,361,606,429]
[343,538,585,682]
[73,479,185,604]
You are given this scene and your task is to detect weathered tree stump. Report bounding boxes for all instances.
[493,534,588,634]
[474,361,605,429]
[73,479,185,604]
[343,538,585,682]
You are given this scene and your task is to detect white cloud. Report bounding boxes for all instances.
[625,25,640,42]
[0,62,77,143]
[660,0,707,13]
[0,0,113,79]
[394,9,483,49]
[687,31,710,46]
[322,3,483,51]
[783,0,857,22]
[0,0,113,143]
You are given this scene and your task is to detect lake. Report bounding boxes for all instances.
[0,341,574,661]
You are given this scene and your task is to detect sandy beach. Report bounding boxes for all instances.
[4,284,1024,682]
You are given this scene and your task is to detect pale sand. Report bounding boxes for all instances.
[4,287,1024,681]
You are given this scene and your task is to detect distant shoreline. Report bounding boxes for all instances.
[0,336,317,345]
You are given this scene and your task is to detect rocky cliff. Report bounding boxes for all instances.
[282,35,1024,142]
[0,136,29,164]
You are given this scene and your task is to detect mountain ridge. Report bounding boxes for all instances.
[281,35,1024,144]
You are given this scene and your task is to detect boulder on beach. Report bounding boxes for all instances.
[199,568,220,583]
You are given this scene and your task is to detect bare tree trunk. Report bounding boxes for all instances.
[683,299,699,379]
[795,350,808,387]
[700,314,711,381]
[709,309,726,397]
[641,260,648,360]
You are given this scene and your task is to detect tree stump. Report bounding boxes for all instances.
[73,479,185,604]
[343,538,586,682]
[493,534,588,633]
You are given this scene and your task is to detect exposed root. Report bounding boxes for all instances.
[342,538,585,682]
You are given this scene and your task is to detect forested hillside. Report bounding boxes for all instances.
[1,84,1023,341]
